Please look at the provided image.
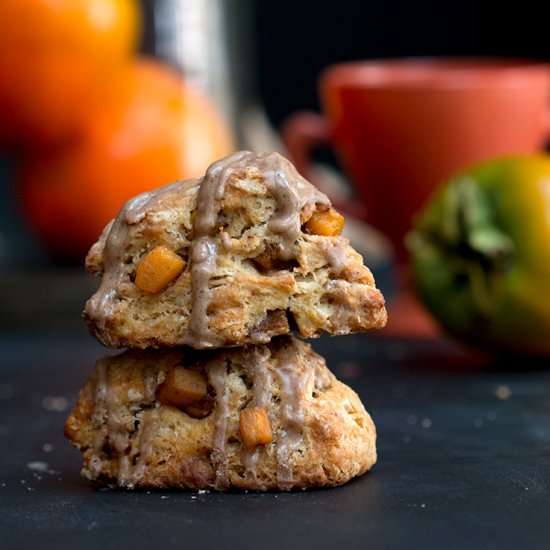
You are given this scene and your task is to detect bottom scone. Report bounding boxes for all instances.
[64,335,376,491]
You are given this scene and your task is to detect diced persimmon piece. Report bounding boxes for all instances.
[184,397,214,419]
[239,406,273,450]
[135,246,185,293]
[304,207,345,236]
[156,367,207,409]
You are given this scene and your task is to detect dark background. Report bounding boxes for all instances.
[250,0,550,128]
[2,8,550,545]
[3,0,550,270]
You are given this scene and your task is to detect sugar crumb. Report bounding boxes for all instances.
[496,385,511,400]
[42,395,69,412]
[27,461,49,473]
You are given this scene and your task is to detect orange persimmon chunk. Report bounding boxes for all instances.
[305,207,345,236]
[239,406,273,450]
[135,245,185,293]
[156,367,207,409]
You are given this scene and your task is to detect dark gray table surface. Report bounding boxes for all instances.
[1,328,549,550]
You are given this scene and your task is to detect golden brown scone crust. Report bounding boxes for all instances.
[64,336,377,491]
[83,151,386,350]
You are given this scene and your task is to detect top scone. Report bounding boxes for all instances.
[84,151,387,349]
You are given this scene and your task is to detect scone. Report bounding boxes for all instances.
[64,335,377,491]
[83,150,387,350]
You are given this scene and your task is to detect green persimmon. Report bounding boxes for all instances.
[408,154,550,357]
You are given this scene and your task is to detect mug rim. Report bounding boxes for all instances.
[320,56,550,90]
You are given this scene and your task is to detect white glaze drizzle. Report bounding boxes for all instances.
[88,358,160,488]
[274,343,315,490]
[178,236,221,348]
[239,348,273,483]
[180,151,330,348]
[86,179,198,326]
[321,238,349,277]
[206,358,231,490]
[177,151,248,348]
[88,150,335,349]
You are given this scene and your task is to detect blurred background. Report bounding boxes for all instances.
[255,1,550,129]
[1,0,549,332]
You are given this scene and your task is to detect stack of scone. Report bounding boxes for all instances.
[65,151,387,491]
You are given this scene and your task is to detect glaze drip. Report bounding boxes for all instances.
[266,167,329,260]
[181,151,330,348]
[274,343,315,490]
[86,179,198,328]
[124,180,196,225]
[87,150,338,349]
[178,152,249,348]
[88,359,159,488]
[321,238,349,277]
[179,237,221,348]
[240,348,273,484]
[207,358,231,490]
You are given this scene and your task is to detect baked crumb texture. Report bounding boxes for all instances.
[64,336,377,491]
[83,151,387,350]
[70,151,382,491]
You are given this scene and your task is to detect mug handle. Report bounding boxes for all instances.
[280,111,365,219]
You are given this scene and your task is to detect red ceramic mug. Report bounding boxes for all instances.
[281,57,550,261]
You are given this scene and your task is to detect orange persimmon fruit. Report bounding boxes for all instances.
[0,0,141,150]
[17,57,235,262]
